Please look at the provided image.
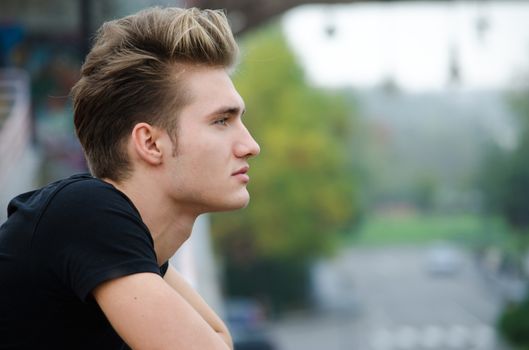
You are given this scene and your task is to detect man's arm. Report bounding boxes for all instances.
[93,272,231,350]
[163,265,233,348]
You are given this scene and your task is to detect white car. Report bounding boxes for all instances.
[425,243,463,276]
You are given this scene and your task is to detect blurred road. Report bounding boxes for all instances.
[268,246,509,350]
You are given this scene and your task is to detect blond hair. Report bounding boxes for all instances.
[71,7,239,181]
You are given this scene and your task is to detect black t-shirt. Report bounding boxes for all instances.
[0,174,168,350]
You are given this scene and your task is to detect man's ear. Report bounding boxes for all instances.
[130,122,164,165]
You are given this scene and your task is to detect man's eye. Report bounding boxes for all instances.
[214,117,229,126]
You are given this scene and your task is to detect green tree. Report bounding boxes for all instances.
[211,24,361,311]
[480,74,529,349]
[480,85,529,232]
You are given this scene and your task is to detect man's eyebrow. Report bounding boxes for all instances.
[211,106,246,117]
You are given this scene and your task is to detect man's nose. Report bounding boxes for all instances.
[235,125,260,158]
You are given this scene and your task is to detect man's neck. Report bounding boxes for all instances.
[102,175,197,265]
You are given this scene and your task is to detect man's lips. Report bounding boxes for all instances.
[232,166,249,176]
[232,166,250,182]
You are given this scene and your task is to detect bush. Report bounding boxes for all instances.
[498,296,529,348]
[223,257,310,315]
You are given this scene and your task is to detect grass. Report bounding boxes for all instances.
[347,212,509,248]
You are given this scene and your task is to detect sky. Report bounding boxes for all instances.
[282,1,529,92]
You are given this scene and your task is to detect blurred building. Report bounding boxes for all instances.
[0,69,38,223]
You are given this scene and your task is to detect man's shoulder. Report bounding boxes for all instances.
[46,174,137,215]
[52,173,117,200]
[7,174,132,220]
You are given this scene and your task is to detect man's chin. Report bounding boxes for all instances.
[213,194,250,212]
[227,198,250,211]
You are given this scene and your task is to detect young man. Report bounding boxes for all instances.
[0,7,259,350]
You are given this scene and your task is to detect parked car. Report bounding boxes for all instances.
[425,243,463,276]
[225,298,277,350]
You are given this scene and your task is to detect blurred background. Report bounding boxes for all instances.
[1,1,529,349]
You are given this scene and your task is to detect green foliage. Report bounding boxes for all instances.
[211,24,360,310]
[480,87,529,231]
[498,297,529,348]
[212,24,359,261]
[482,75,529,350]
[223,257,310,315]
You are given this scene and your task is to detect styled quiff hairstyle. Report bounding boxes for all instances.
[72,7,239,181]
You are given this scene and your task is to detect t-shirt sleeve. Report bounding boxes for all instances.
[160,261,169,276]
[36,179,162,301]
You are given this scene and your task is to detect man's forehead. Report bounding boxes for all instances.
[177,66,245,115]
[181,65,235,90]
